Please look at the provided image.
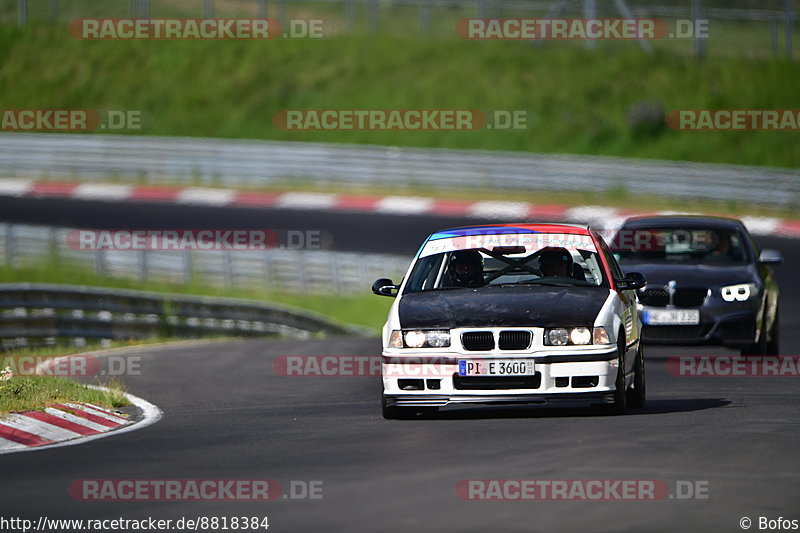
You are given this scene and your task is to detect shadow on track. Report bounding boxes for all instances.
[399,398,731,420]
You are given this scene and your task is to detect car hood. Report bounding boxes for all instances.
[398,285,610,329]
[619,262,757,288]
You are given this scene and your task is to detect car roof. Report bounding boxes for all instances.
[620,215,745,230]
[428,223,592,238]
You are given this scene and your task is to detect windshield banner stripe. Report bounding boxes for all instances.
[420,233,597,258]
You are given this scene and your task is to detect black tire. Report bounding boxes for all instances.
[766,305,780,356]
[610,336,628,415]
[741,315,769,356]
[627,343,646,409]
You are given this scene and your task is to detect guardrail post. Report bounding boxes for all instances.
[786,0,793,60]
[47,227,59,259]
[18,0,27,26]
[420,1,432,36]
[368,0,379,34]
[772,16,779,57]
[692,0,705,59]
[276,0,285,25]
[204,0,214,18]
[257,0,267,18]
[330,254,341,294]
[138,250,149,280]
[95,249,107,276]
[4,225,15,266]
[183,250,193,283]
[344,0,355,32]
[50,0,58,23]
[583,0,597,49]
[223,250,234,288]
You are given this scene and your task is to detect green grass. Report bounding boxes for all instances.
[0,26,799,168]
[0,260,394,333]
[0,374,129,415]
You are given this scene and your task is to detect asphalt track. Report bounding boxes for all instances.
[0,199,799,532]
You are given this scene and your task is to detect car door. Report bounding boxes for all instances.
[595,231,640,373]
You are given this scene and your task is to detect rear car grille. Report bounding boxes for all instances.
[461,330,533,351]
[454,373,542,390]
[642,325,710,342]
[639,288,708,307]
[461,331,494,351]
[498,331,532,350]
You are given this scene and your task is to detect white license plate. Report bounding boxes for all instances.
[643,308,700,325]
[458,359,535,376]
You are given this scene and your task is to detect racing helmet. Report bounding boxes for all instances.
[538,247,573,275]
[448,250,484,287]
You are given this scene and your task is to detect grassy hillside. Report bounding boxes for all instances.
[0,25,798,167]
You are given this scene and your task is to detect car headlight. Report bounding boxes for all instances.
[545,327,597,346]
[592,326,611,345]
[570,327,592,345]
[392,330,451,348]
[721,283,757,302]
[388,330,404,348]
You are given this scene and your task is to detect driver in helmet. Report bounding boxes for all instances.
[448,250,485,287]
[538,247,573,278]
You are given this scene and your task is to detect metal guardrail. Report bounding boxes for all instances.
[10,0,797,59]
[0,283,370,349]
[0,224,411,295]
[1,133,799,206]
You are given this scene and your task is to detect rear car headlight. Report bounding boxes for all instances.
[397,330,451,348]
[545,327,594,346]
[721,283,756,302]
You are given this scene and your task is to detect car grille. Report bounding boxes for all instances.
[642,325,710,342]
[639,288,709,308]
[454,373,542,390]
[639,289,668,307]
[498,331,532,350]
[461,331,494,351]
[461,330,533,351]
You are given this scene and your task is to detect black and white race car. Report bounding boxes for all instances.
[372,223,647,418]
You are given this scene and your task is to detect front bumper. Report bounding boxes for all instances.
[381,348,619,407]
[641,302,760,347]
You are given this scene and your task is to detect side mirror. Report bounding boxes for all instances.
[617,272,646,291]
[372,278,398,297]
[759,249,783,265]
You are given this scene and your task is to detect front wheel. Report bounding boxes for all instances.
[627,343,646,409]
[766,305,780,356]
[610,337,628,415]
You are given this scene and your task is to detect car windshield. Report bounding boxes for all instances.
[403,232,607,293]
[613,227,750,265]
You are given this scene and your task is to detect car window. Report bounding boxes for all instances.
[613,227,750,266]
[595,232,625,280]
[403,234,608,293]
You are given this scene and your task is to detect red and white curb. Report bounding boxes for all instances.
[1,179,798,238]
[0,391,162,454]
